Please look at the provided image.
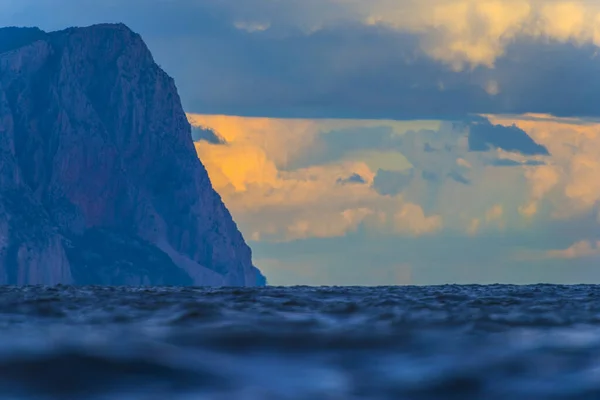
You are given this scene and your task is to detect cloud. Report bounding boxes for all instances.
[144,0,600,72]
[546,240,600,259]
[188,113,451,241]
[394,203,443,236]
[196,115,600,240]
[190,112,600,247]
[158,28,600,119]
[5,1,600,119]
[58,0,600,70]
[467,119,550,155]
[233,21,270,33]
[191,127,226,144]
[337,173,367,185]
[186,112,600,284]
[467,218,481,236]
[363,1,600,69]
[372,169,414,196]
[486,204,504,222]
[489,159,545,167]
[489,114,600,219]
[447,171,470,184]
[187,113,579,243]
[188,114,322,169]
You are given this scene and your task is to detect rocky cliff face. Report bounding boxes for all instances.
[0,24,266,286]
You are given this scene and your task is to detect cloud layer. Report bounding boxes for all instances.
[4,1,600,119]
[188,114,441,242]
[189,112,600,284]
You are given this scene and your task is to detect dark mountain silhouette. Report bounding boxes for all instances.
[0,23,265,286]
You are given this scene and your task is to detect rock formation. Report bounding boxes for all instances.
[0,24,266,286]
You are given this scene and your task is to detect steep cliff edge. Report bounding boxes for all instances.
[0,24,266,286]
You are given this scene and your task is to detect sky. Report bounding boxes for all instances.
[2,0,600,285]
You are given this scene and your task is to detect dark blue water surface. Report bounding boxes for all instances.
[1,284,600,399]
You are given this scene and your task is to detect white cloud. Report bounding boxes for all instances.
[204,0,600,69]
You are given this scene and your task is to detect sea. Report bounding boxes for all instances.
[1,284,600,400]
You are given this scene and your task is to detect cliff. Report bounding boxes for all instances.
[0,24,266,286]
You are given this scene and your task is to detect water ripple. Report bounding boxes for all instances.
[1,285,600,399]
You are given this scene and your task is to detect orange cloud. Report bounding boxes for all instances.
[375,1,600,68]
[194,141,279,192]
[188,114,321,168]
[546,240,600,259]
[188,113,442,241]
[394,203,443,236]
[188,112,600,242]
[486,204,503,222]
[489,113,600,219]
[254,0,600,69]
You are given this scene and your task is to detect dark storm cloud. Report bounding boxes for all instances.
[336,173,367,185]
[191,127,226,145]
[156,28,600,120]
[467,119,550,156]
[4,1,600,119]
